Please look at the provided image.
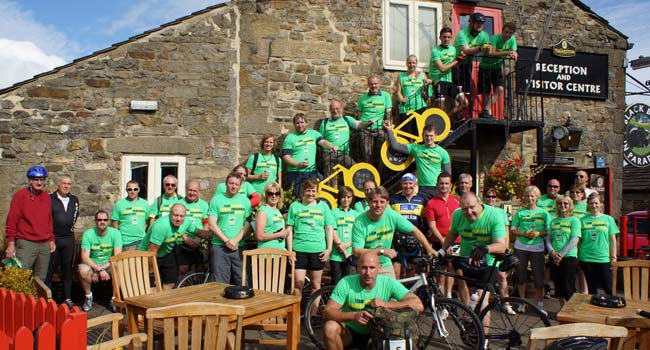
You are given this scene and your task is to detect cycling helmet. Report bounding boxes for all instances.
[26,165,48,178]
[545,336,608,350]
[469,12,486,23]
[590,294,626,308]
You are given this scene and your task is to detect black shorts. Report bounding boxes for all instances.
[295,251,326,271]
[478,67,504,94]
[157,252,178,285]
[348,326,371,349]
[452,62,473,93]
[436,81,463,99]
[174,244,202,266]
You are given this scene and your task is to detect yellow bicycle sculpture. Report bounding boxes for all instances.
[317,163,381,208]
[380,107,451,171]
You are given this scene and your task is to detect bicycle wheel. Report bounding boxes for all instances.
[418,292,485,350]
[479,297,551,350]
[304,285,335,350]
[175,271,211,288]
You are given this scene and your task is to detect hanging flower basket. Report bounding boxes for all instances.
[483,158,530,201]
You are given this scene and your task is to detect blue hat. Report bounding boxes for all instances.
[401,173,416,182]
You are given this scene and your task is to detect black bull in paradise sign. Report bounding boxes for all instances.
[624,103,650,168]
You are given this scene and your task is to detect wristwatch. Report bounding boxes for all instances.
[379,249,385,256]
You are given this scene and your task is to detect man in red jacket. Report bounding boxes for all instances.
[4,166,55,280]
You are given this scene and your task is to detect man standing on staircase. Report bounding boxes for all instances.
[383,121,451,201]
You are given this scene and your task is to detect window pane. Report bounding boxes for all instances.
[389,3,409,63]
[159,162,179,194]
[418,6,437,67]
[130,161,149,199]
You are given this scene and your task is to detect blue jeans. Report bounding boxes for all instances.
[286,170,321,197]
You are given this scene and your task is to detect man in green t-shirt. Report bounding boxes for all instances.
[442,192,507,306]
[478,22,518,118]
[208,173,252,285]
[537,179,561,216]
[176,179,210,277]
[111,180,150,250]
[429,27,468,117]
[282,113,338,196]
[322,252,423,349]
[453,12,491,97]
[383,121,451,200]
[351,187,435,278]
[79,210,123,312]
[148,174,184,228]
[140,203,194,290]
[357,75,392,167]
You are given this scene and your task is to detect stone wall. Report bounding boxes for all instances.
[0,4,239,243]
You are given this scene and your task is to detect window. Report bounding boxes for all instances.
[121,155,186,204]
[383,0,442,71]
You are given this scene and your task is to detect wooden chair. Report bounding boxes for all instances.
[612,259,650,302]
[109,250,163,313]
[241,248,297,346]
[87,313,147,350]
[528,323,628,350]
[145,302,244,350]
[607,315,650,350]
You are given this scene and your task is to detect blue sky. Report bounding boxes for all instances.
[0,0,648,104]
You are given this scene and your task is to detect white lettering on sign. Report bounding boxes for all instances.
[535,63,588,75]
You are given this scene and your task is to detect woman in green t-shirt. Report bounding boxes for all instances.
[246,134,282,194]
[569,185,587,219]
[255,182,289,249]
[579,193,619,295]
[546,195,581,307]
[330,186,358,284]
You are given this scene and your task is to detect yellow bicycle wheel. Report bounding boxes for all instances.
[380,135,414,172]
[316,191,337,209]
[419,107,451,142]
[343,163,381,198]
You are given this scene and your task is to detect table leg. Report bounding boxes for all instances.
[286,301,300,350]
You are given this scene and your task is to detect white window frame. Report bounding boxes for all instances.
[383,0,443,71]
[120,155,186,204]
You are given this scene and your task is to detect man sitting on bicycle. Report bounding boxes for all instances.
[322,252,423,350]
[440,192,507,309]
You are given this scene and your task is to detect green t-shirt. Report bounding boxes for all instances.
[406,143,450,187]
[215,181,256,198]
[330,274,409,335]
[81,227,123,265]
[319,116,357,154]
[351,209,415,268]
[110,197,150,245]
[245,153,282,194]
[398,72,428,114]
[449,204,507,265]
[511,207,551,246]
[537,194,557,218]
[357,91,392,126]
[149,194,184,220]
[282,129,324,172]
[429,45,456,83]
[549,216,581,258]
[256,205,286,250]
[330,208,359,262]
[139,216,195,257]
[353,200,368,213]
[208,193,252,246]
[579,214,619,263]
[454,27,491,63]
[182,198,209,237]
[287,200,335,253]
[573,202,587,219]
[480,33,517,69]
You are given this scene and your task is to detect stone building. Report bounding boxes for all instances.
[0,0,628,246]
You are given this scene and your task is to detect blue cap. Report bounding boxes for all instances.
[401,173,416,182]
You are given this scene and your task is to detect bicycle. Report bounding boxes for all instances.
[304,254,485,350]
[439,254,551,350]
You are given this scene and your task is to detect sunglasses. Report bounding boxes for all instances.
[485,195,497,199]
[127,188,139,192]
[267,191,281,197]
[96,218,109,222]
[571,191,583,194]
[576,175,585,178]
[557,202,570,206]
[548,185,559,188]
[164,183,177,187]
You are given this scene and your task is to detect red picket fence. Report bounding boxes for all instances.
[0,288,87,350]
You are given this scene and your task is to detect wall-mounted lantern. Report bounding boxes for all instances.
[552,114,582,152]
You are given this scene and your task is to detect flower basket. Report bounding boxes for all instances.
[483,158,529,201]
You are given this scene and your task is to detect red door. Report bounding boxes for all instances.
[452,5,503,119]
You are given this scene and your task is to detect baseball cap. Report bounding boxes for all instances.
[470,12,486,23]
[401,173,416,182]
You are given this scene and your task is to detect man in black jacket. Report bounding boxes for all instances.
[45,174,79,308]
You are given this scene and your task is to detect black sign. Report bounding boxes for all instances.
[624,103,650,168]
[516,46,608,100]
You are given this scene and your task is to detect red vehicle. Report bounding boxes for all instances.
[620,210,650,258]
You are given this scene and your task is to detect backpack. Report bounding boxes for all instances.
[250,152,280,175]
[370,307,419,350]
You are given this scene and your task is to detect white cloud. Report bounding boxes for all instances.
[0,38,66,89]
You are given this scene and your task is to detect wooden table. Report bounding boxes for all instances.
[125,282,301,350]
[557,293,650,349]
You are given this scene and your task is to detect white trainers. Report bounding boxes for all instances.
[538,307,548,316]
[503,303,516,315]
[516,303,526,314]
